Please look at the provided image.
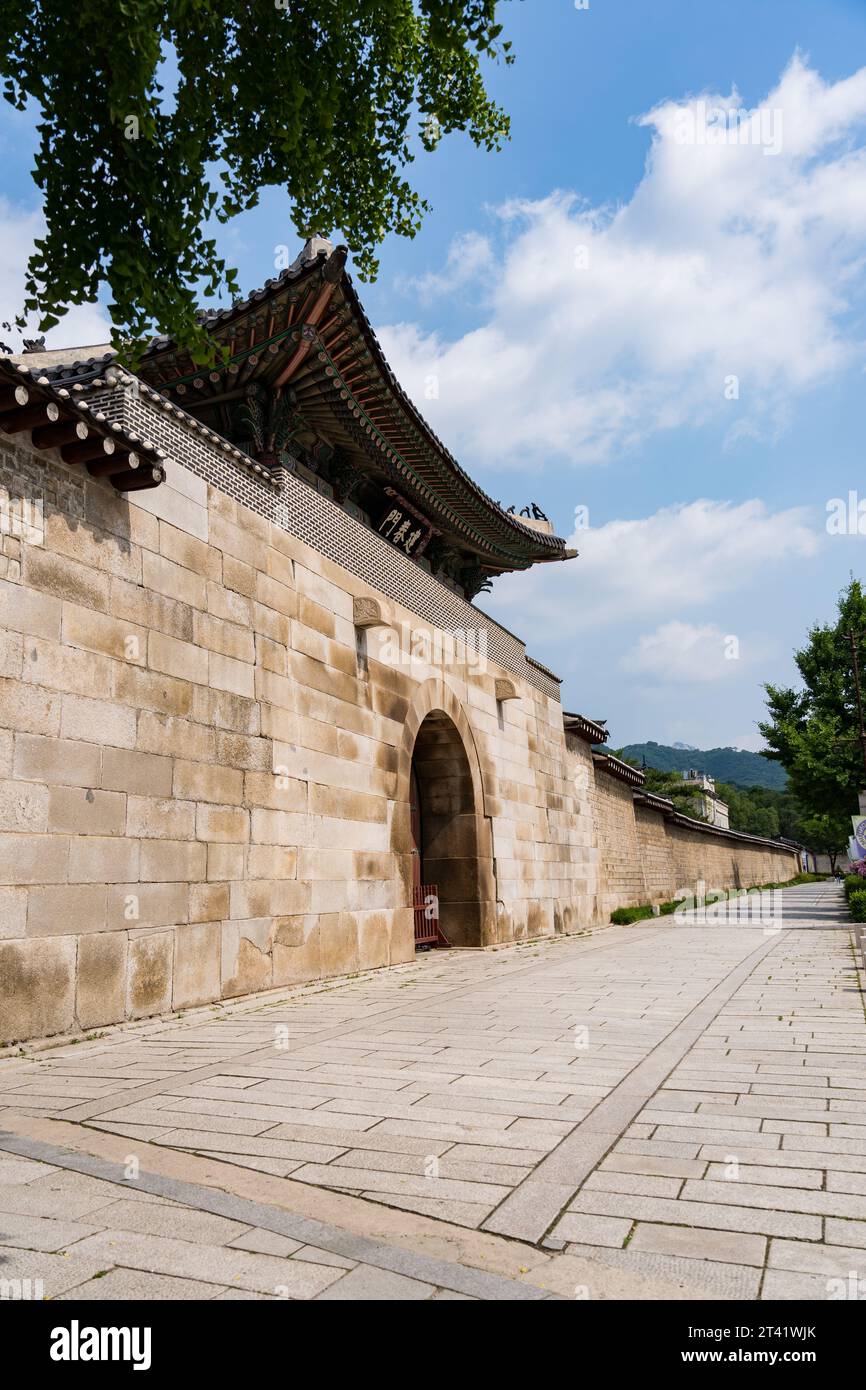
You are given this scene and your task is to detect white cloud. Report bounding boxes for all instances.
[0,198,110,352]
[623,621,743,684]
[399,231,493,304]
[485,497,820,640]
[380,55,866,469]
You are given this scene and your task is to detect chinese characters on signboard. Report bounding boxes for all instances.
[378,505,425,556]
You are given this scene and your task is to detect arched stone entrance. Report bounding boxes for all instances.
[394,680,496,950]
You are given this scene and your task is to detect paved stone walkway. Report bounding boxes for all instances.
[0,882,863,1300]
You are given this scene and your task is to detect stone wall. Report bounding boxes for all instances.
[0,429,591,1043]
[563,736,800,922]
[0,417,800,1044]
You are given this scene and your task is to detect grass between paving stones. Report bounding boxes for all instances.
[609,872,829,925]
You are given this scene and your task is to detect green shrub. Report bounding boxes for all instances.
[848,888,866,922]
[844,874,866,899]
[610,904,653,925]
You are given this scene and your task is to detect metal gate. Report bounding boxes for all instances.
[413,883,446,948]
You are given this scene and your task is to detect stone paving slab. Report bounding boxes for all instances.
[0,883,862,1299]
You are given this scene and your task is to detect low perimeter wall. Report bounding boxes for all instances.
[568,735,799,922]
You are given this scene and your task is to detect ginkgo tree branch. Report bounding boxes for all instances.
[0,0,513,360]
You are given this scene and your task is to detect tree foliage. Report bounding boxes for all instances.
[618,740,788,790]
[759,578,866,817]
[0,1,513,355]
[713,782,780,839]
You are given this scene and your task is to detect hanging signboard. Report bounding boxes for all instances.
[376,488,434,558]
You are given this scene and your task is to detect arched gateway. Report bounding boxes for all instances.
[395,681,496,951]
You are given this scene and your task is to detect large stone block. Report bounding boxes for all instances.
[148,631,208,685]
[229,878,309,920]
[42,510,142,583]
[0,833,68,885]
[142,550,206,611]
[0,886,27,939]
[357,911,390,971]
[319,912,359,978]
[250,807,310,845]
[255,572,297,620]
[26,634,115,700]
[0,628,22,679]
[245,844,298,879]
[189,881,230,923]
[110,574,193,642]
[102,749,173,798]
[211,647,257,695]
[23,546,110,611]
[0,677,62,737]
[15,732,101,788]
[193,612,255,664]
[61,600,147,666]
[133,461,208,543]
[214,732,271,771]
[77,931,127,1029]
[272,917,322,986]
[210,512,263,570]
[243,770,306,811]
[107,881,186,930]
[27,884,107,936]
[48,786,126,836]
[0,778,48,832]
[309,784,388,823]
[222,554,256,599]
[114,665,193,718]
[0,577,62,641]
[136,713,215,762]
[126,795,195,840]
[207,843,245,881]
[251,601,290,645]
[126,930,173,1019]
[389,907,416,964]
[221,918,273,998]
[139,839,206,883]
[86,478,159,552]
[68,835,139,884]
[173,921,221,1009]
[194,688,261,737]
[206,577,251,625]
[159,520,221,583]
[0,935,75,1042]
[195,803,250,844]
[173,760,243,805]
[61,694,136,749]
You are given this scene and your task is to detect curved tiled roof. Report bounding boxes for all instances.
[0,357,166,492]
[133,241,571,574]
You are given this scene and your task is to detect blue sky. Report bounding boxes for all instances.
[4,0,866,750]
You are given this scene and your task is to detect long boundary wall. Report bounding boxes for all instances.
[567,733,800,922]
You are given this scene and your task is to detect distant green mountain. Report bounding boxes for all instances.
[618,742,788,791]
